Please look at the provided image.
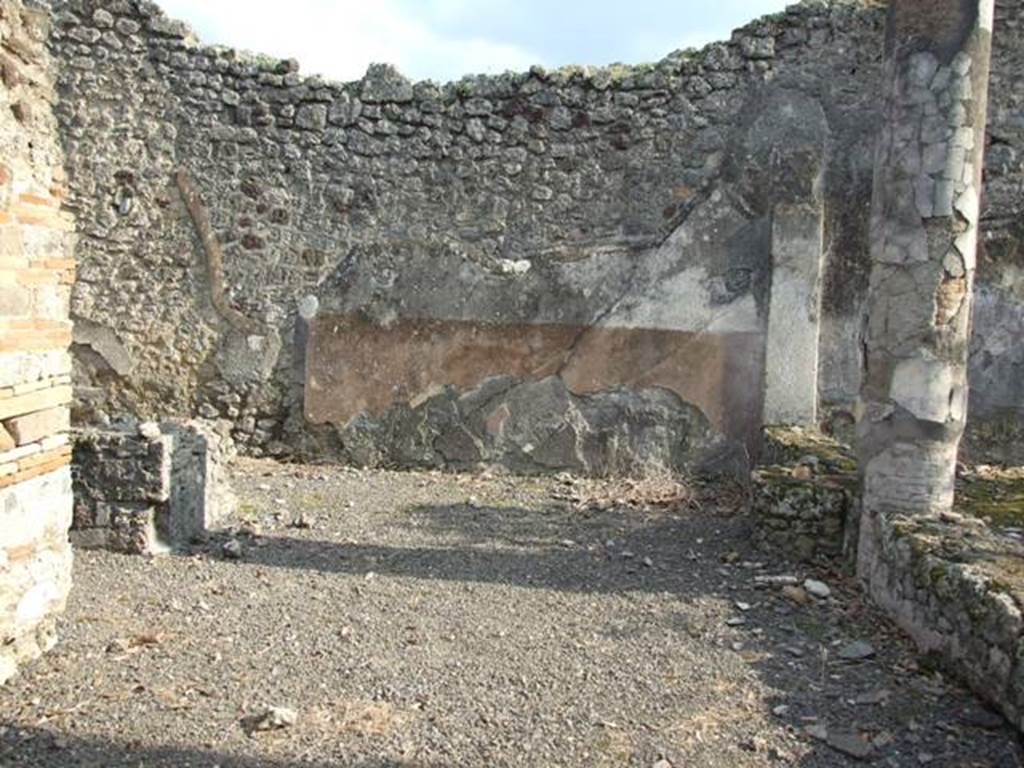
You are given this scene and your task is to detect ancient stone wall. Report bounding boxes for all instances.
[71,418,236,554]
[48,0,1024,471]
[0,0,75,683]
[752,427,1024,729]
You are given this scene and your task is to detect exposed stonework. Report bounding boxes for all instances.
[753,437,1024,730]
[0,0,76,684]
[39,1,830,469]
[72,419,236,554]
[751,426,1024,729]
[860,510,1024,730]
[751,427,857,562]
[47,0,1024,470]
[305,318,753,474]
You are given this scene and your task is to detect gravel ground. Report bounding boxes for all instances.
[1,459,1021,767]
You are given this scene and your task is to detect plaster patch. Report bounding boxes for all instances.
[955,227,978,271]
[890,357,956,423]
[979,0,994,33]
[16,580,60,627]
[954,186,979,223]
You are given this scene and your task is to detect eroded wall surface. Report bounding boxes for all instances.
[0,0,75,683]
[49,0,1024,470]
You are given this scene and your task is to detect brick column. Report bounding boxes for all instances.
[0,0,76,684]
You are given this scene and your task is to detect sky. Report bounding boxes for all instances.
[156,0,792,84]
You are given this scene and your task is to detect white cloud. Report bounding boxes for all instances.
[156,0,542,83]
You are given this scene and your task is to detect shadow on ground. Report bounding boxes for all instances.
[3,480,1022,767]
[0,727,442,768]
[240,502,721,596]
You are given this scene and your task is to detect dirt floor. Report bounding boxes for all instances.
[1,459,1021,767]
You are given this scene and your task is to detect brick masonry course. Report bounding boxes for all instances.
[0,0,76,684]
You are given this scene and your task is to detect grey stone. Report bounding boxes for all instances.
[222,538,243,559]
[838,641,876,661]
[296,104,327,131]
[247,706,297,732]
[826,731,873,760]
[739,36,775,59]
[803,579,831,599]
[361,63,414,102]
[91,8,113,28]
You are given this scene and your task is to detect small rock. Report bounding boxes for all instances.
[872,730,895,748]
[105,638,130,654]
[960,706,1004,729]
[782,585,810,605]
[804,723,828,741]
[792,465,813,480]
[803,579,831,599]
[290,513,312,529]
[839,640,876,661]
[755,574,800,587]
[827,731,874,760]
[248,706,297,732]
[652,760,672,768]
[222,539,243,559]
[772,704,789,716]
[735,601,752,611]
[138,421,161,440]
[726,616,747,627]
[853,688,890,706]
[641,557,654,568]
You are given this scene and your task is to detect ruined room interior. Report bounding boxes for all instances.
[1,0,1024,765]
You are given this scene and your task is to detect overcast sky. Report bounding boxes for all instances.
[156,0,792,83]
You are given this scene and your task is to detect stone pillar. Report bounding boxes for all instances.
[763,202,826,426]
[71,420,237,555]
[0,1,76,683]
[858,2,994,578]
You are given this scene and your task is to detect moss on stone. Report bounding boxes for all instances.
[957,468,1024,527]
[761,426,857,473]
